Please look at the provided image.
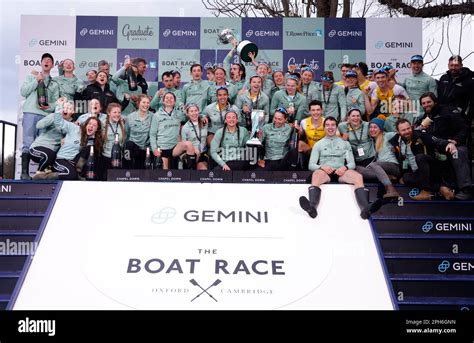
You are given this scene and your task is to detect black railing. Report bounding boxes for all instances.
[0,120,17,179]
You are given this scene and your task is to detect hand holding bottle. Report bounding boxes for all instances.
[36,72,44,83]
[287,103,295,116]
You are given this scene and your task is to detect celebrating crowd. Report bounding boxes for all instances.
[20,44,473,215]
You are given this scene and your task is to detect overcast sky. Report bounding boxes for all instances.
[0,0,211,124]
[0,0,472,125]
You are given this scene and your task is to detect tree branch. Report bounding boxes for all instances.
[377,0,474,18]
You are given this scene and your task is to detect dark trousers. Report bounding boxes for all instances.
[402,154,449,191]
[53,159,78,180]
[260,150,295,171]
[449,146,471,190]
[124,141,146,169]
[213,160,255,171]
[29,146,56,171]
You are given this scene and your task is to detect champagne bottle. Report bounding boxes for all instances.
[37,79,48,107]
[290,120,300,168]
[111,133,122,168]
[127,65,138,91]
[290,120,299,150]
[85,145,96,180]
[154,147,163,169]
[145,147,152,169]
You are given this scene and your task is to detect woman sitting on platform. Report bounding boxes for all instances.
[210,110,250,171]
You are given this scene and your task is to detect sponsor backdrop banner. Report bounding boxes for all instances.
[366,18,423,81]
[17,15,421,177]
[20,15,421,85]
[13,182,394,310]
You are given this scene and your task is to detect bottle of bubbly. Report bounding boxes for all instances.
[145,147,152,169]
[85,145,96,180]
[37,79,48,107]
[154,147,163,169]
[127,65,138,91]
[290,120,299,150]
[290,120,299,167]
[111,133,122,168]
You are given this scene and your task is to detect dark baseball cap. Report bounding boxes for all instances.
[410,54,423,62]
[41,53,54,64]
[345,70,357,78]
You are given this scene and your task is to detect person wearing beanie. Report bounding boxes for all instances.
[370,117,385,131]
[20,52,60,179]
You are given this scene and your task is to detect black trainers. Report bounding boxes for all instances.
[455,190,472,201]
[299,196,317,218]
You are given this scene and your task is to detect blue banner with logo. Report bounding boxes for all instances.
[20,15,422,85]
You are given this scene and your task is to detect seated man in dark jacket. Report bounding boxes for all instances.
[389,118,458,200]
[419,92,472,200]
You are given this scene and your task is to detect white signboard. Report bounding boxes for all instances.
[14,182,394,310]
[366,18,423,82]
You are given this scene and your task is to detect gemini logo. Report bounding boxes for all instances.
[328,30,363,37]
[375,40,384,49]
[409,188,420,197]
[29,38,38,47]
[80,28,114,36]
[151,207,177,224]
[421,221,433,233]
[245,30,253,38]
[163,29,171,37]
[438,260,450,273]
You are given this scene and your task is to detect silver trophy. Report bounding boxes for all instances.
[218,29,258,63]
[246,110,265,147]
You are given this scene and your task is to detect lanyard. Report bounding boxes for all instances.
[249,91,260,111]
[286,91,296,103]
[303,84,309,97]
[349,123,364,144]
[218,103,228,124]
[109,121,119,136]
[190,122,201,143]
[322,86,333,105]
[399,136,410,159]
[163,108,173,117]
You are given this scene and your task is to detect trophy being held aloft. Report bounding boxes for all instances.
[218,29,258,63]
[246,110,265,147]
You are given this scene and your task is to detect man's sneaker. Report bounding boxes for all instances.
[455,190,472,201]
[439,186,455,200]
[410,190,433,201]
